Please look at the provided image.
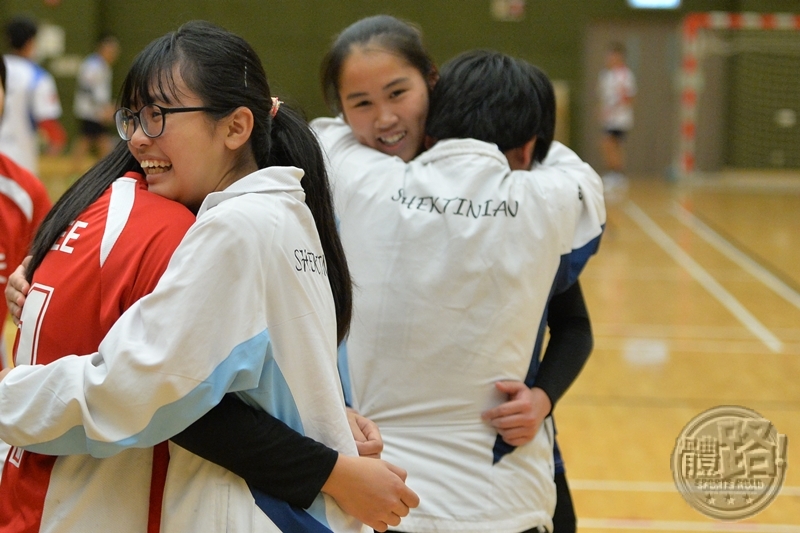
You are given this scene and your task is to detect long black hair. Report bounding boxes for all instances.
[27,143,140,282]
[320,14,437,115]
[118,20,352,341]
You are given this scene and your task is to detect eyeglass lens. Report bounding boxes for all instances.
[116,105,165,141]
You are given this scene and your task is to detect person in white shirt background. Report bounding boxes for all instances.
[72,33,121,168]
[597,41,636,203]
[0,15,66,176]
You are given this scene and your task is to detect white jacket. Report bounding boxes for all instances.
[314,117,605,533]
[0,166,367,533]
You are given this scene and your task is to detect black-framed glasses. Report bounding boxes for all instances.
[115,104,213,141]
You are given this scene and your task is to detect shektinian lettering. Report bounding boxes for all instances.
[294,249,327,276]
[391,188,518,218]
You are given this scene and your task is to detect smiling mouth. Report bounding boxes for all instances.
[378,131,406,147]
[140,160,172,174]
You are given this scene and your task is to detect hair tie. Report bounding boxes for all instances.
[270,96,283,118]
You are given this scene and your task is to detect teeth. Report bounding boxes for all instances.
[140,160,172,174]
[140,160,171,169]
[379,132,406,146]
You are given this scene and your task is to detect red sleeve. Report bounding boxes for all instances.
[38,119,68,151]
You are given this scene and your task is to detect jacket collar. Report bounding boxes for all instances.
[197,166,305,217]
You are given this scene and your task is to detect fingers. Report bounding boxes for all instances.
[401,485,421,509]
[346,408,368,443]
[481,403,512,422]
[348,408,385,458]
[482,399,530,422]
[383,462,420,508]
[355,414,384,455]
[483,380,534,422]
[357,415,383,444]
[385,461,408,482]
[497,426,536,446]
[494,379,528,394]
[371,486,415,530]
[8,303,21,326]
[5,263,29,324]
[386,511,404,528]
[355,438,382,458]
[488,414,523,430]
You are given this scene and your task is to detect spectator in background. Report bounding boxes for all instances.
[0,56,51,367]
[0,55,52,467]
[597,41,636,203]
[0,15,66,176]
[72,33,120,169]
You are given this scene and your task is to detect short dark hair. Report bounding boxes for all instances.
[525,61,556,163]
[426,50,555,160]
[97,32,119,47]
[0,55,5,92]
[609,41,626,56]
[320,15,436,114]
[6,15,38,51]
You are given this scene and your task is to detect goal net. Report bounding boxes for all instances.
[678,12,800,181]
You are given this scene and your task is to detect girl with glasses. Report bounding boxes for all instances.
[0,20,417,533]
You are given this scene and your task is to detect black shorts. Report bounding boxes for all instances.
[79,119,109,139]
[603,128,627,140]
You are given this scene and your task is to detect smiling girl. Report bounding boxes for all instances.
[314,15,595,533]
[0,20,417,533]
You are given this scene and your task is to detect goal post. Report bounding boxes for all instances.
[678,12,800,180]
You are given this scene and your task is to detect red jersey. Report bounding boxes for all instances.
[0,153,51,368]
[0,172,194,533]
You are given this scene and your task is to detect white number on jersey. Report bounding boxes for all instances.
[15,283,55,366]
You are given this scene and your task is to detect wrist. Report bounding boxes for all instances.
[321,453,350,499]
[530,386,553,416]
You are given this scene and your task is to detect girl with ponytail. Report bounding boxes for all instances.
[0,20,416,533]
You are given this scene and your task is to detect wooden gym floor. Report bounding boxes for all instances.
[561,171,800,532]
[4,159,800,531]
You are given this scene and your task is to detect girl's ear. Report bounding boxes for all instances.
[427,67,440,91]
[223,106,255,151]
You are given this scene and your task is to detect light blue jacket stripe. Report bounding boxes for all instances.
[24,330,274,457]
[236,343,304,436]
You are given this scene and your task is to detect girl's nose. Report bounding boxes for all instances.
[128,124,152,149]
[375,104,398,129]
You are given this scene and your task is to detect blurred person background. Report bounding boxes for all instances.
[0,14,65,177]
[70,32,120,172]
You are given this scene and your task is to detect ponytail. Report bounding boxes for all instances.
[119,20,352,342]
[27,142,141,281]
[267,104,352,344]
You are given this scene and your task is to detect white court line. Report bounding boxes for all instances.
[578,518,800,532]
[624,202,783,353]
[593,323,800,341]
[672,203,800,313]
[570,479,800,497]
